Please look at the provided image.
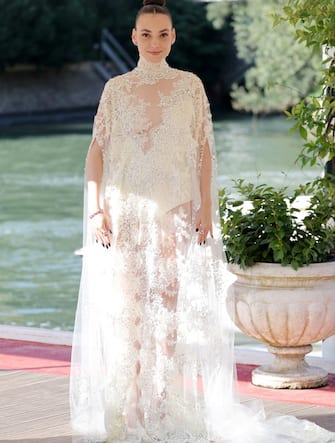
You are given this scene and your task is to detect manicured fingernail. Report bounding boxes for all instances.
[196,228,199,232]
[204,241,206,244]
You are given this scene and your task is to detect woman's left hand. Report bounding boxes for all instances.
[195,203,213,245]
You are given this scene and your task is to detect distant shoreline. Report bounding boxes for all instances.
[0,107,96,128]
[0,62,105,127]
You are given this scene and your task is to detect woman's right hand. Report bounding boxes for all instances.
[89,211,113,248]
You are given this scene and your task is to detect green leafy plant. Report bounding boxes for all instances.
[219,1,335,271]
[219,177,335,270]
[273,0,335,168]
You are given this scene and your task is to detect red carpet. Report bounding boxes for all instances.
[1,338,335,407]
[0,338,71,376]
[236,364,335,408]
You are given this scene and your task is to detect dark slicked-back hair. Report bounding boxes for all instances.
[135,0,173,27]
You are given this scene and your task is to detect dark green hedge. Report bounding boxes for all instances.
[0,0,97,67]
[0,0,232,110]
[0,0,227,74]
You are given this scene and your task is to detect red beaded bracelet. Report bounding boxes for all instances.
[89,209,103,219]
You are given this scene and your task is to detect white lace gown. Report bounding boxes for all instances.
[70,58,335,443]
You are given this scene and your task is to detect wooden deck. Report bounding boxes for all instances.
[0,370,73,442]
[0,369,334,442]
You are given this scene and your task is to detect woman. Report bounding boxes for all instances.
[70,1,335,442]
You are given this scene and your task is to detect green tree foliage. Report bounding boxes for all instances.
[0,0,228,108]
[277,0,335,48]
[0,0,97,68]
[207,0,322,114]
[275,0,335,167]
[169,1,226,82]
[0,0,224,75]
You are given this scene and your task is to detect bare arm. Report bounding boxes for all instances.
[195,141,213,244]
[86,139,103,214]
[86,139,112,247]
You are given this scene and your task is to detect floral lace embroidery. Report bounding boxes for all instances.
[133,57,178,84]
[71,59,218,442]
[70,59,335,443]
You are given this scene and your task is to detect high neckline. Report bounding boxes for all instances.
[133,57,176,84]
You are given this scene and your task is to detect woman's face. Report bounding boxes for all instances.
[132,13,176,63]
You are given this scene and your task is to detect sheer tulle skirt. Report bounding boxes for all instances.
[71,195,335,443]
[70,198,231,441]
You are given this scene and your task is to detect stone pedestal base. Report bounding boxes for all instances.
[252,345,328,389]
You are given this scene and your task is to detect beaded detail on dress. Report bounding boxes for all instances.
[71,60,220,442]
[133,57,178,84]
[70,54,335,443]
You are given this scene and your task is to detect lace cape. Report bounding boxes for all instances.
[70,58,335,443]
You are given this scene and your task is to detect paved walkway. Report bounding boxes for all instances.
[0,338,335,441]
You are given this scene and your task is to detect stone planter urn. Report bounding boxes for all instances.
[227,262,335,389]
